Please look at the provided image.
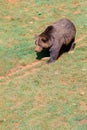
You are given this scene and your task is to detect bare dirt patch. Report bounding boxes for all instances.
[7,60,41,77]
[76,35,86,48]
[79,119,87,125]
[73,10,81,15]
[76,35,86,43]
[80,101,87,111]
[59,4,69,13]
[0,60,42,85]
[71,1,86,8]
[8,0,17,3]
[60,79,69,86]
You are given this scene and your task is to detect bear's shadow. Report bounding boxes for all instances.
[36,48,50,60]
[36,43,76,60]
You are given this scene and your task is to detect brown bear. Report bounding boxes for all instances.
[35,18,76,64]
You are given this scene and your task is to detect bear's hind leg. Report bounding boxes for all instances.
[68,38,76,53]
[69,38,76,51]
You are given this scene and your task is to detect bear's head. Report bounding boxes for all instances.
[35,35,50,52]
[35,26,53,53]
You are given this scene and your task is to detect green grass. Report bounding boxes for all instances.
[0,0,87,129]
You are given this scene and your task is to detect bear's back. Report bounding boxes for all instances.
[52,18,76,45]
[54,19,75,33]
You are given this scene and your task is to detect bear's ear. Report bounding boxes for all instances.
[44,25,53,34]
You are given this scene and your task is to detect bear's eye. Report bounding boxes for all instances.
[42,38,47,43]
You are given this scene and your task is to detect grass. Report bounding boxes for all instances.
[0,0,87,129]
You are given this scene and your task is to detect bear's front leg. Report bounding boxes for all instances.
[47,48,60,64]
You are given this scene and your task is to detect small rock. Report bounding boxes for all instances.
[80,91,85,96]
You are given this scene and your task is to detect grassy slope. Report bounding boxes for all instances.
[0,0,87,129]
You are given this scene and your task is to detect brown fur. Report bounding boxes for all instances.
[35,18,76,63]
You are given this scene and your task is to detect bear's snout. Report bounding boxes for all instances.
[35,45,43,53]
